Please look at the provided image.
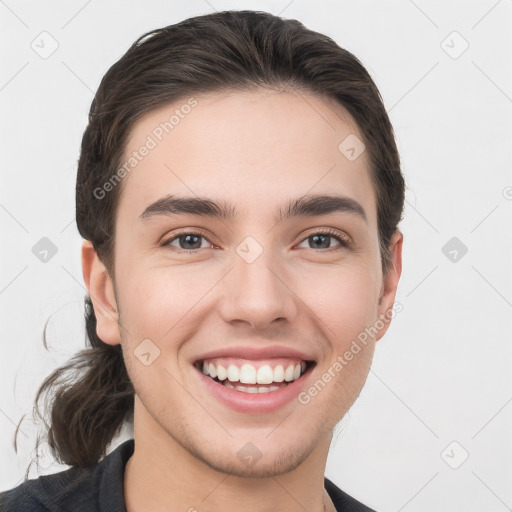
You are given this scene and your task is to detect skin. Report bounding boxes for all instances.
[82,88,402,512]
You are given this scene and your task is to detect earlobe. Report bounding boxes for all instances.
[81,240,121,346]
[376,229,403,341]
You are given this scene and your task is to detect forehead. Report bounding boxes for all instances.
[117,89,376,225]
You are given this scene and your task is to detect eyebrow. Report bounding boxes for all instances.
[139,193,367,224]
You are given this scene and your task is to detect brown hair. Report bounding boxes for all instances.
[16,9,405,473]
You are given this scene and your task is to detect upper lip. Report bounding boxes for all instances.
[194,345,316,363]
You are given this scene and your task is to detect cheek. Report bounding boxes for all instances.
[123,265,212,312]
[116,268,203,404]
[115,263,226,379]
[295,263,381,345]
[119,270,200,339]
[295,268,379,420]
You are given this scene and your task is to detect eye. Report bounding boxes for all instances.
[161,231,214,252]
[161,228,352,253]
[296,228,351,251]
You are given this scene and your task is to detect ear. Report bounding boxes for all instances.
[375,229,403,341]
[81,240,121,346]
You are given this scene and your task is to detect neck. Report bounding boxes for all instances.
[123,396,336,512]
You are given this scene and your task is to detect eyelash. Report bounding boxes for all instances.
[160,228,352,253]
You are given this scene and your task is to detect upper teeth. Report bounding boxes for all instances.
[201,360,307,384]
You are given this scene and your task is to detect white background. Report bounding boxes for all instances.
[1,1,511,511]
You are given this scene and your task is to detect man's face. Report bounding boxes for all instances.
[93,89,401,476]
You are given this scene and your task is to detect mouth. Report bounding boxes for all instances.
[193,357,316,394]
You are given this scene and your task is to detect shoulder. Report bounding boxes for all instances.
[0,439,134,512]
[324,476,378,512]
[0,464,96,511]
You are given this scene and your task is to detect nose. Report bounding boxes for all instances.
[217,243,298,330]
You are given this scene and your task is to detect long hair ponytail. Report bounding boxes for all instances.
[16,297,133,473]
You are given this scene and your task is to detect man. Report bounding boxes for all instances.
[1,10,404,511]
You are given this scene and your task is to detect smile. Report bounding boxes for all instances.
[193,355,316,412]
[195,357,311,393]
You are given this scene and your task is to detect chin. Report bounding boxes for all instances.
[198,441,314,478]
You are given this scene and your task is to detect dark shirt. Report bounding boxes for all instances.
[0,439,376,511]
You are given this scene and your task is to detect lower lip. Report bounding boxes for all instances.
[195,364,314,413]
